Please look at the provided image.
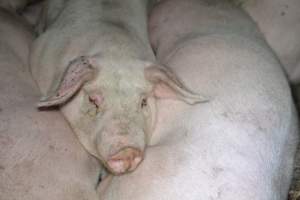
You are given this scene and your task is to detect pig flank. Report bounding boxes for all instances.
[31,0,207,174]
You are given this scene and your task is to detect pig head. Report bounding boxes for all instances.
[38,55,208,175]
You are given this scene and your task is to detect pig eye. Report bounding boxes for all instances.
[141,98,147,108]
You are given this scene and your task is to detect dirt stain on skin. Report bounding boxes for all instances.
[0,134,13,146]
[49,145,55,151]
[212,166,224,178]
[221,112,229,118]
[13,160,35,174]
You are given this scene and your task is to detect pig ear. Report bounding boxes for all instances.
[145,66,209,105]
[38,56,96,108]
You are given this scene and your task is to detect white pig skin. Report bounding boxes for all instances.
[98,0,298,199]
[0,8,102,200]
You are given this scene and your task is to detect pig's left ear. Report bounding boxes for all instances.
[37,56,96,108]
[145,66,209,105]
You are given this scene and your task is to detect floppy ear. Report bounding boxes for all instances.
[38,56,96,108]
[145,66,209,105]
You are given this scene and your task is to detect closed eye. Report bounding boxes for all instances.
[89,96,99,108]
[141,98,147,108]
[89,94,103,108]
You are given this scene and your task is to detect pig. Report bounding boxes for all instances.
[243,0,300,84]
[30,0,207,175]
[0,7,102,200]
[97,0,298,199]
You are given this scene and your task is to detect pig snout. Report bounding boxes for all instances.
[96,127,146,175]
[107,147,143,175]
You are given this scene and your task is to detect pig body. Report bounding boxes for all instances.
[31,0,206,174]
[243,0,300,83]
[98,0,298,199]
[0,8,101,200]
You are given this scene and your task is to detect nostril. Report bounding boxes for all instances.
[106,147,143,175]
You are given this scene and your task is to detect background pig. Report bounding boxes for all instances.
[98,0,298,199]
[243,0,300,83]
[0,8,102,200]
[30,0,206,174]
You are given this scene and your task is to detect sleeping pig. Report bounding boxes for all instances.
[97,0,298,199]
[30,0,207,175]
[0,7,101,200]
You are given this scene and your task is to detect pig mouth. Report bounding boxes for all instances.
[106,147,143,175]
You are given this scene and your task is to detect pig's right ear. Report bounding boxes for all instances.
[37,56,96,108]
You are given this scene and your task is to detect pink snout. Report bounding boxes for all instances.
[107,147,143,175]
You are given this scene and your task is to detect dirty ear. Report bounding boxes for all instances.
[145,66,209,105]
[38,56,96,108]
